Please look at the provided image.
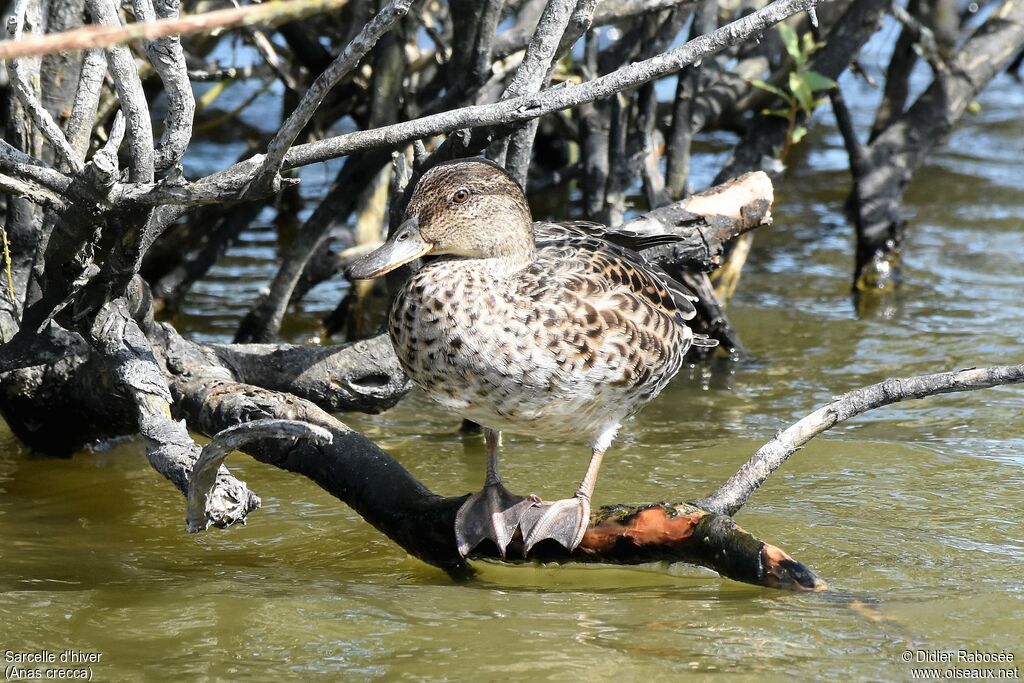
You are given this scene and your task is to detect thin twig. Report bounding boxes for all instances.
[889,0,946,73]
[492,0,696,59]
[231,0,302,93]
[250,0,415,193]
[0,0,351,60]
[697,365,1024,516]
[1,227,15,306]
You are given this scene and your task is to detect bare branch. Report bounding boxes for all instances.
[5,0,84,173]
[0,0,351,60]
[251,0,415,193]
[232,0,303,92]
[498,0,578,182]
[16,150,120,334]
[0,172,68,211]
[492,0,696,59]
[888,0,945,73]
[64,48,107,163]
[86,0,155,183]
[0,140,73,194]
[698,365,1024,516]
[282,0,817,170]
[131,0,195,174]
[89,299,261,527]
[186,419,333,532]
[53,0,814,211]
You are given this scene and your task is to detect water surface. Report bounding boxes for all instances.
[2,40,1023,683]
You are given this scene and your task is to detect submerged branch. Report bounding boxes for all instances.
[698,364,1024,517]
[90,300,261,527]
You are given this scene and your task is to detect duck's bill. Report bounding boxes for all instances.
[345,222,432,280]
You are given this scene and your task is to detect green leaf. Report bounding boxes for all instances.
[761,107,792,119]
[801,32,819,57]
[750,78,788,99]
[802,70,838,92]
[778,23,802,64]
[791,125,808,144]
[788,72,814,112]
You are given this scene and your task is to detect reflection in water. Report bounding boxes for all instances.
[2,62,1024,683]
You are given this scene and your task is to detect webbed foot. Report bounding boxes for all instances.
[520,495,591,554]
[455,483,539,558]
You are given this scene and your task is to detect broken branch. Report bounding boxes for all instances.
[186,418,333,532]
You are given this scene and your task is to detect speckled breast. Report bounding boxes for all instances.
[386,259,689,441]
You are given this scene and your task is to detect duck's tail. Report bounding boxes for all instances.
[692,333,718,348]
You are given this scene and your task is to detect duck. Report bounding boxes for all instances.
[346,157,715,557]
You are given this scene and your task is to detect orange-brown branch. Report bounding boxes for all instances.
[0,0,349,60]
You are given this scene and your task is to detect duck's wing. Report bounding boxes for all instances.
[533,221,706,328]
[535,220,686,251]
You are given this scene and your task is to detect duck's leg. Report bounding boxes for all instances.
[455,428,538,558]
[520,445,607,554]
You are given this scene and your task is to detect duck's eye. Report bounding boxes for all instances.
[451,188,471,204]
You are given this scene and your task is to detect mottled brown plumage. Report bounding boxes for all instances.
[346,158,714,556]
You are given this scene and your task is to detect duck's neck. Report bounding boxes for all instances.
[438,222,537,275]
[483,236,537,274]
[432,247,535,277]
[482,252,535,275]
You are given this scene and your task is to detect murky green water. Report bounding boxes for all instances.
[3,46,1024,682]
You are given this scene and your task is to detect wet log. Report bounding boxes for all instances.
[174,371,825,592]
[205,335,410,413]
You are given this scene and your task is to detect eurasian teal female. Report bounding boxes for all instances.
[347,158,714,557]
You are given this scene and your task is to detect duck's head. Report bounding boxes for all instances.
[346,158,534,280]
